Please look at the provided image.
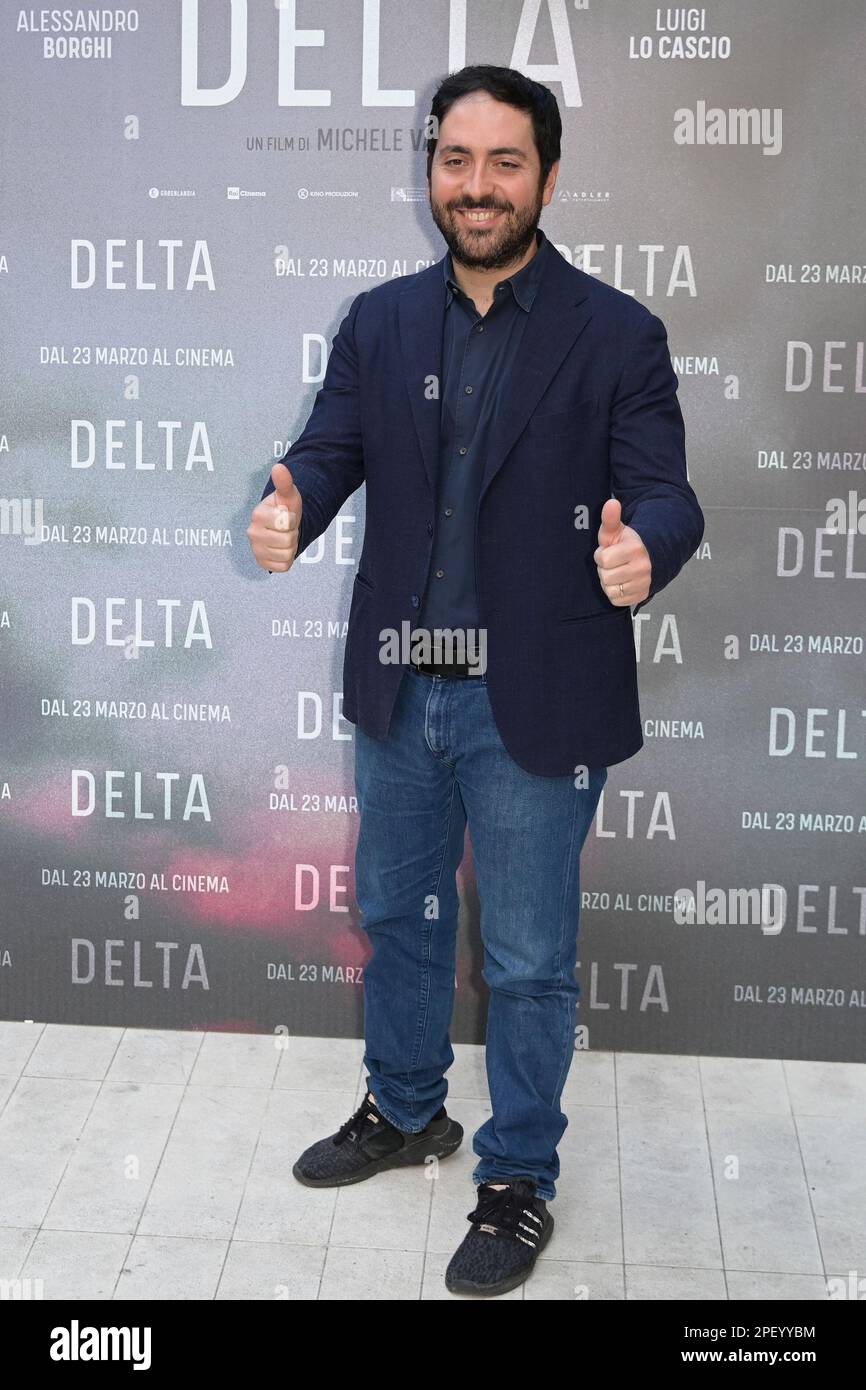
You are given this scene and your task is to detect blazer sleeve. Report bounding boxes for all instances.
[608,309,704,616]
[260,290,367,566]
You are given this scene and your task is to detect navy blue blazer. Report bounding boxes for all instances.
[261,243,704,776]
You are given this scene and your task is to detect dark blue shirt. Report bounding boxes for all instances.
[419,227,551,641]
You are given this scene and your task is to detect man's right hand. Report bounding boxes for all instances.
[247,462,304,572]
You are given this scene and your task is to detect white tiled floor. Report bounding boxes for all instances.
[0,1021,863,1300]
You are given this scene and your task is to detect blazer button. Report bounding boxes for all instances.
[411,594,420,608]
[426,521,433,536]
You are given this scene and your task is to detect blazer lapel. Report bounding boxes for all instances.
[478,251,593,505]
[398,270,447,499]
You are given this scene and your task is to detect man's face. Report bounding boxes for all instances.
[428,92,558,271]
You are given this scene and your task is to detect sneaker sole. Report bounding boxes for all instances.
[292,1115,464,1188]
[445,1212,555,1297]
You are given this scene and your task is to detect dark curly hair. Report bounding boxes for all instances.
[425,65,562,183]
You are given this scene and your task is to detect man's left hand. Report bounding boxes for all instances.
[593,497,652,607]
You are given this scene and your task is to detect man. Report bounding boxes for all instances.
[247,65,704,1298]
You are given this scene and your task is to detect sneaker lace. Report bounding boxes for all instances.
[467,1180,545,1248]
[334,1094,381,1146]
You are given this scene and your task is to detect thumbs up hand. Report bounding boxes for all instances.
[247,462,304,572]
[593,497,652,606]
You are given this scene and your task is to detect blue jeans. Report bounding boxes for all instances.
[353,663,607,1202]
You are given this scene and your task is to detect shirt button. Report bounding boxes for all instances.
[444,508,453,517]
[458,447,467,456]
[464,385,473,394]
[411,594,420,608]
[435,570,444,578]
[426,521,433,536]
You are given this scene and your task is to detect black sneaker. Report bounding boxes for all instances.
[292,1089,464,1188]
[445,1177,554,1296]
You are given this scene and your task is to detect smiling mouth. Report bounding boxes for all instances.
[455,208,506,225]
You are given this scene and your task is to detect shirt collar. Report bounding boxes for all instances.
[443,226,550,311]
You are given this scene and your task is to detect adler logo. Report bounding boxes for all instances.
[50,1320,151,1370]
[674,101,782,156]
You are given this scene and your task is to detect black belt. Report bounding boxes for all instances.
[410,658,485,680]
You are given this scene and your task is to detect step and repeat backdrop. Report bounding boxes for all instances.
[1,1,863,1059]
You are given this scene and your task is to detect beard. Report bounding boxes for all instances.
[429,179,544,272]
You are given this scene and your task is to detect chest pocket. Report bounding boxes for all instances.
[521,395,599,444]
